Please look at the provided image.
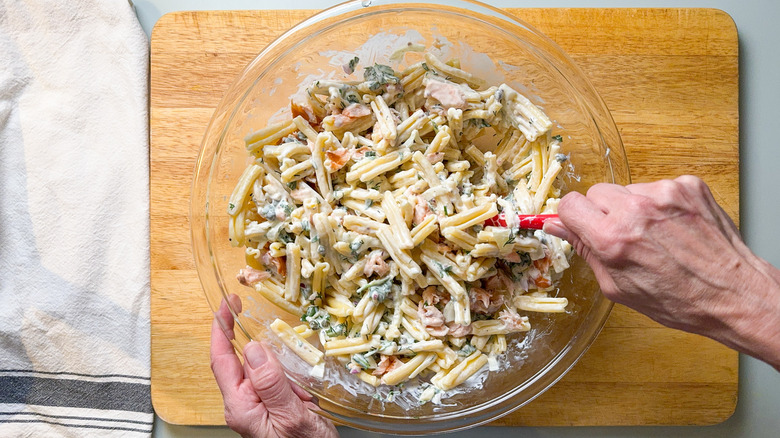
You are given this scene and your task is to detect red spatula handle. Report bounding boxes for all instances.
[483,214,558,230]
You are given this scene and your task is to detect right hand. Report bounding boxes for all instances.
[210,297,340,438]
[543,176,780,369]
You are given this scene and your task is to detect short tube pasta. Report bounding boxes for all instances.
[229,50,574,403]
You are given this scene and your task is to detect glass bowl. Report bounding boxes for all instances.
[191,0,630,434]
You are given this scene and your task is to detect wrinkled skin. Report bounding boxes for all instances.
[210,176,779,438]
[544,176,780,370]
[210,297,339,438]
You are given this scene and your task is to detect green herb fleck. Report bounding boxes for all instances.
[433,261,453,277]
[346,56,360,74]
[345,91,361,103]
[326,322,347,337]
[357,276,393,302]
[301,305,331,330]
[363,64,399,91]
[350,239,363,258]
[458,343,477,357]
[379,340,395,352]
[278,229,293,244]
[472,118,490,128]
[386,390,398,402]
[351,354,371,369]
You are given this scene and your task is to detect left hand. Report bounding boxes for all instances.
[210,297,339,438]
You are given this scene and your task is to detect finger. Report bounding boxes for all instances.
[623,180,665,197]
[542,220,624,305]
[557,191,607,248]
[215,298,237,341]
[228,293,243,313]
[290,382,314,402]
[627,177,714,215]
[624,179,690,215]
[585,183,630,213]
[243,341,307,417]
[210,316,244,397]
[542,217,571,242]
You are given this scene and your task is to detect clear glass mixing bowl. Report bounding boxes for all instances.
[191,0,630,434]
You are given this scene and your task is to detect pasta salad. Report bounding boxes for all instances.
[227,51,573,402]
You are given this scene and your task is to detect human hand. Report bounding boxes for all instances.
[543,176,780,368]
[210,296,339,438]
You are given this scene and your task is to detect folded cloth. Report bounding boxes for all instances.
[0,0,151,436]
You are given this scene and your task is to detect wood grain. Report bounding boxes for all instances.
[150,8,739,426]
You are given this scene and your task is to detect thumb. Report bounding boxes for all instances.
[557,191,605,252]
[554,193,622,301]
[243,341,304,416]
[542,217,571,242]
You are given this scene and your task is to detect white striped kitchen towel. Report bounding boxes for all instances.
[0,0,151,436]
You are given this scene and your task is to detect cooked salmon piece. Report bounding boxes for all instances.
[363,249,390,278]
[236,266,271,286]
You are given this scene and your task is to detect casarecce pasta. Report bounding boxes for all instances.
[228,50,573,402]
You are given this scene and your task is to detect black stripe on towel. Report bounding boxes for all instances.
[0,419,151,434]
[0,411,153,426]
[0,376,152,414]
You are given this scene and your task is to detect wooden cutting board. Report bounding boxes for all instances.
[150,8,739,426]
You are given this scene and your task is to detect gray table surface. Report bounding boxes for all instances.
[134,0,780,436]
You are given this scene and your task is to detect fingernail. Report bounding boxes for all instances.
[543,221,570,241]
[244,341,267,368]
